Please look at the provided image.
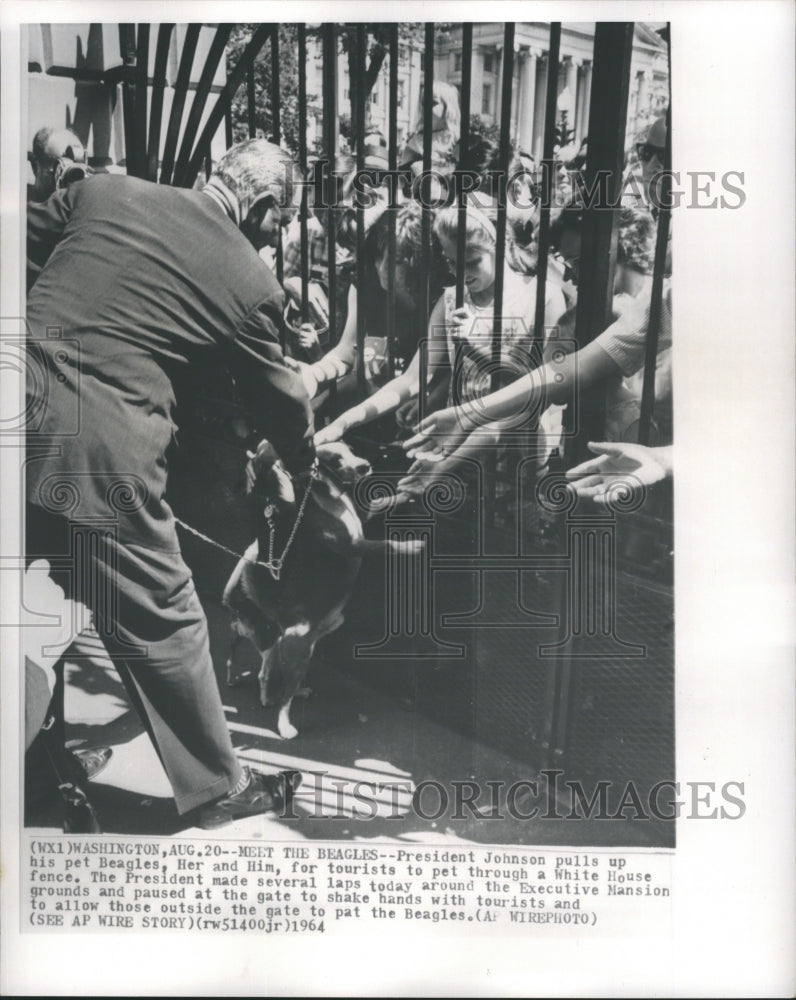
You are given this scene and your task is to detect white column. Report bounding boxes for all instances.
[472,48,485,122]
[578,60,592,140]
[494,45,504,125]
[518,49,536,151]
[531,54,547,160]
[562,56,580,144]
[495,44,504,121]
[565,55,578,103]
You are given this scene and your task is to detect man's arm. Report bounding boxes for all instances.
[27,186,78,289]
[229,294,316,474]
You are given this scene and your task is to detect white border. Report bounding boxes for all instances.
[2,2,794,996]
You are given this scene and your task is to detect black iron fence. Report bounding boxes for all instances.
[83,21,670,456]
[28,22,674,814]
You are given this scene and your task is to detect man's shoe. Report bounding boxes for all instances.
[198,768,301,830]
[72,746,113,781]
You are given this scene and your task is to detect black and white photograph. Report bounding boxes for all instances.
[1,2,793,996]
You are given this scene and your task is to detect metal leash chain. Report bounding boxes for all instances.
[175,465,318,581]
[261,466,318,580]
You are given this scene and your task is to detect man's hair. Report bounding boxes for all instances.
[31,126,55,162]
[31,126,82,164]
[209,139,299,219]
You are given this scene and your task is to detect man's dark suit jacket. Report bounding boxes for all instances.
[26,174,314,547]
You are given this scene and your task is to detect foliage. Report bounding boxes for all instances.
[226,23,424,157]
[467,113,501,148]
[227,24,316,158]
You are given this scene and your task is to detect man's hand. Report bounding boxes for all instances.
[565,442,673,504]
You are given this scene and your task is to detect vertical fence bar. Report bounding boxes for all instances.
[532,23,561,363]
[355,24,367,391]
[159,23,201,186]
[247,62,257,138]
[451,23,473,408]
[322,24,338,354]
[181,25,275,189]
[454,25,472,310]
[485,23,515,536]
[270,27,283,284]
[298,24,309,324]
[638,32,672,447]
[547,22,636,774]
[146,23,174,181]
[568,22,634,465]
[172,24,233,186]
[118,24,138,177]
[270,27,281,143]
[133,23,150,178]
[419,21,435,415]
[386,23,399,379]
[489,22,514,394]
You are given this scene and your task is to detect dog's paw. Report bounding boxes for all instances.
[278,710,298,740]
[391,538,426,556]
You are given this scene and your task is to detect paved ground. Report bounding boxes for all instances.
[26,597,669,849]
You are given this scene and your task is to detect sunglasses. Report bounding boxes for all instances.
[636,143,665,164]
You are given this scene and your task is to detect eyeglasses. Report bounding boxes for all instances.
[636,143,665,164]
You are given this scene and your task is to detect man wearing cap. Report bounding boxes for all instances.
[26,138,312,828]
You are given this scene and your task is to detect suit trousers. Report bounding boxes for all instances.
[26,503,242,814]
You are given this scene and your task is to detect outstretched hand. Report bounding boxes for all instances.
[314,421,345,446]
[565,442,672,504]
[402,405,475,459]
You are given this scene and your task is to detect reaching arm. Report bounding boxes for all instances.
[404,338,623,456]
[315,294,448,444]
[566,442,673,503]
[304,284,359,391]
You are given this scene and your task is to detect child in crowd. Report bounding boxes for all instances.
[315,201,566,447]
[291,201,449,414]
[400,202,669,494]
[400,81,461,180]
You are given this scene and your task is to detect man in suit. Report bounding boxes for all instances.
[26,139,313,828]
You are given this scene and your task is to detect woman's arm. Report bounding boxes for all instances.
[304,284,359,391]
[316,294,447,443]
[404,339,623,455]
